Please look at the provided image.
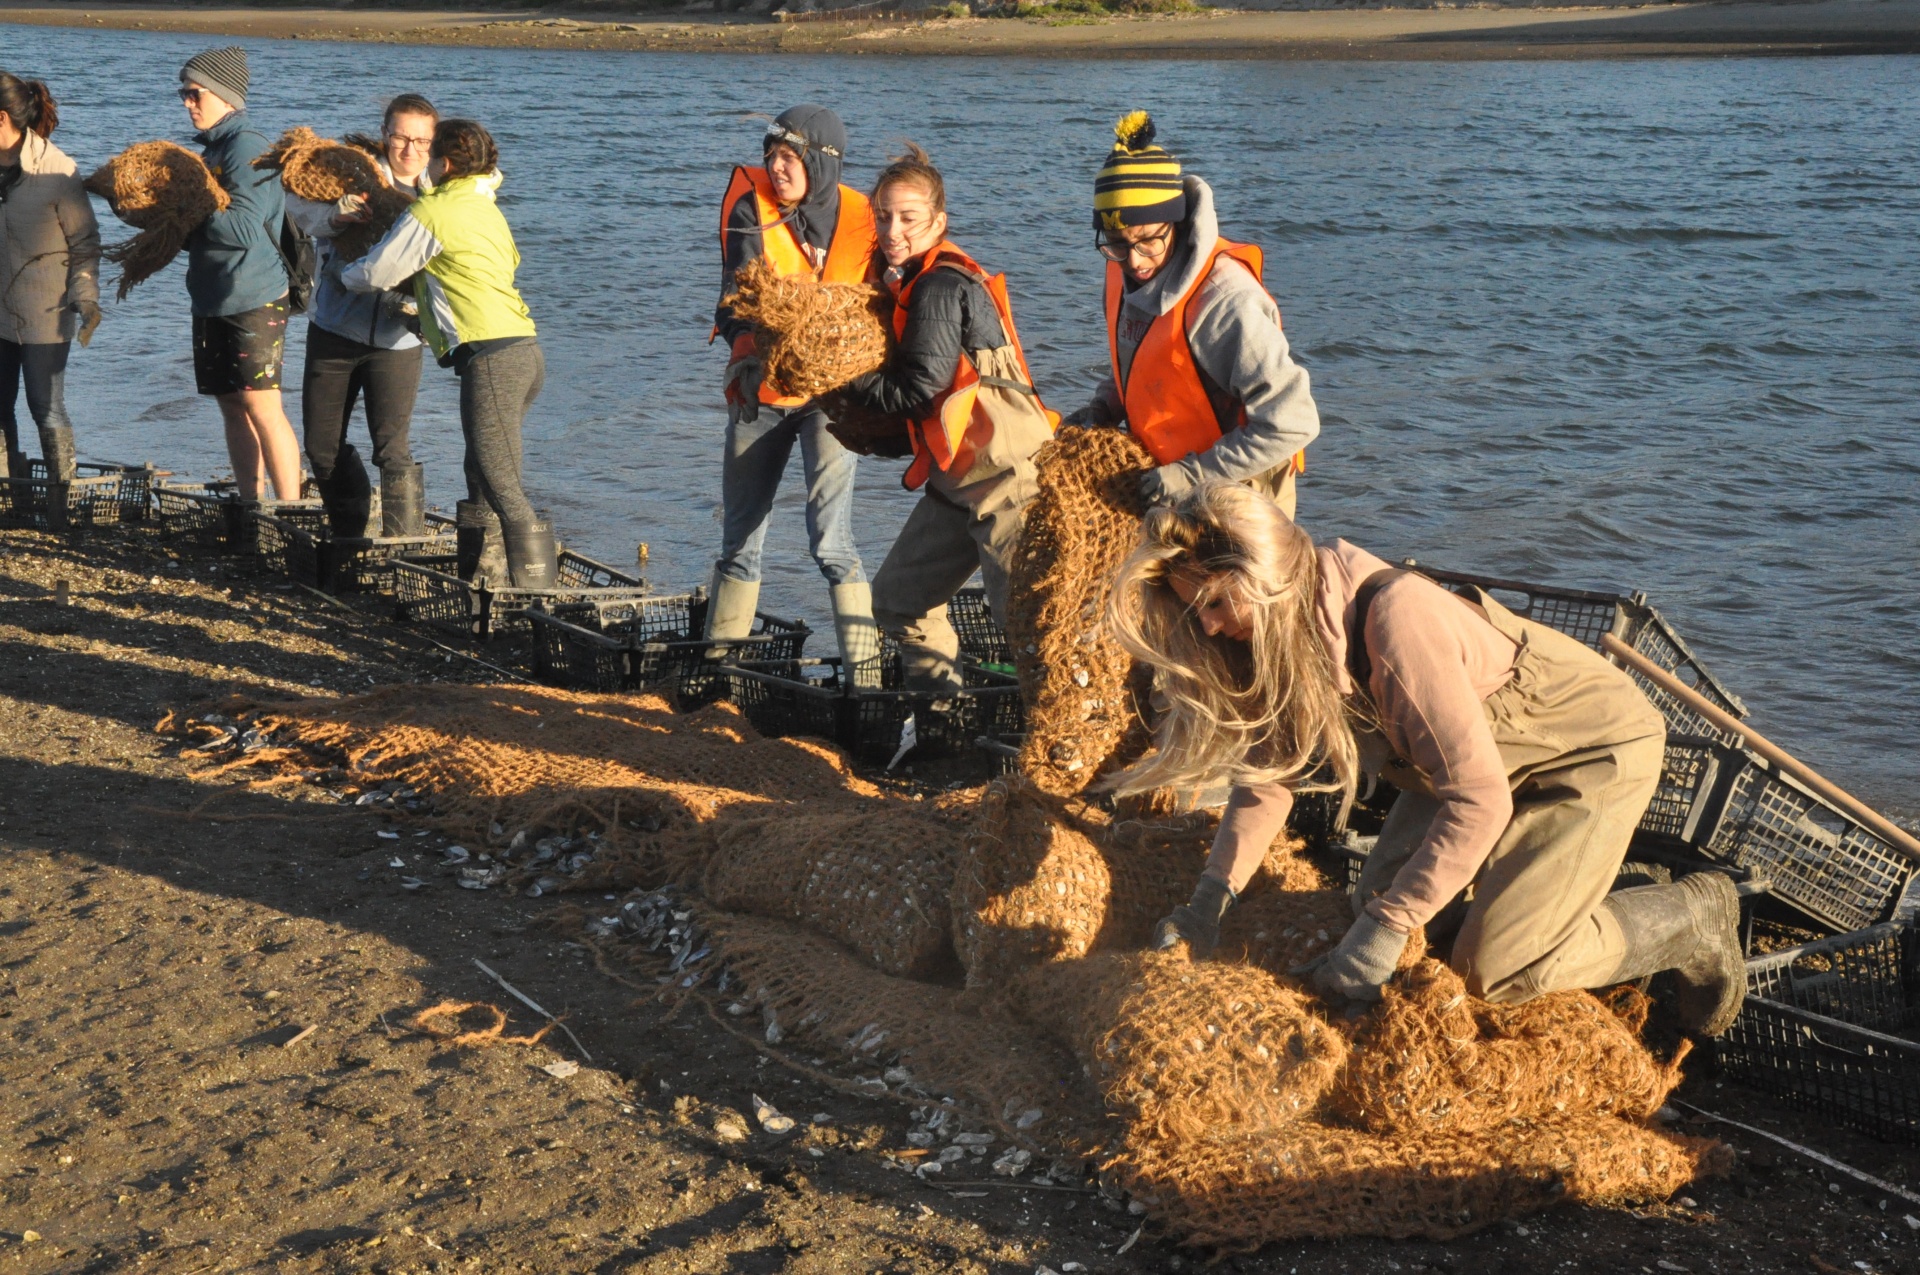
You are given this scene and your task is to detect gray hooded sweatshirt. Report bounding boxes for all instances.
[1081,175,1320,492]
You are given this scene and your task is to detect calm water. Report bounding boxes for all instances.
[9,30,1919,814]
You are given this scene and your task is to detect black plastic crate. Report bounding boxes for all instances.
[1407,564,1629,651]
[529,591,809,694]
[1718,917,1920,1143]
[0,472,126,529]
[948,586,1013,669]
[392,551,648,641]
[268,516,457,595]
[151,481,235,546]
[1638,734,1741,843]
[529,605,631,692]
[1617,605,1748,740]
[1700,757,1917,934]
[724,656,1024,766]
[23,460,164,524]
[391,557,474,631]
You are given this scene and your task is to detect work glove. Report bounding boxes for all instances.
[1060,402,1113,429]
[1136,461,1197,507]
[1293,913,1408,1005]
[71,299,102,348]
[725,355,764,424]
[1151,874,1236,960]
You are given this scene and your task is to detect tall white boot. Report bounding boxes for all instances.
[705,569,761,646]
[831,581,883,688]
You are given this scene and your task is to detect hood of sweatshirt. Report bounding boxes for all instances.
[1315,538,1395,696]
[767,104,846,255]
[1120,174,1219,320]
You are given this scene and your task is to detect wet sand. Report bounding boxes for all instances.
[4,0,1919,58]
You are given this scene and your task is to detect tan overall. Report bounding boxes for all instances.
[1355,589,1667,1003]
[870,343,1055,690]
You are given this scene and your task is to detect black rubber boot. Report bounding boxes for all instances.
[319,446,374,538]
[501,518,559,591]
[1601,871,1746,1038]
[44,480,70,532]
[455,499,508,585]
[380,463,426,538]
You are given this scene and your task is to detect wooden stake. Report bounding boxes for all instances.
[1602,633,1920,864]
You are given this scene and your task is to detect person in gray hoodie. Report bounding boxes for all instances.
[1066,112,1319,519]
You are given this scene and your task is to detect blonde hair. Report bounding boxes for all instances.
[1105,482,1360,809]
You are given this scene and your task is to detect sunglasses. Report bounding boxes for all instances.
[177,86,208,103]
[763,123,839,160]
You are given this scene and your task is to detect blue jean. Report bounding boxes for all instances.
[716,403,863,586]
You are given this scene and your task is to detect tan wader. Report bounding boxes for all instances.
[1355,589,1666,1004]
[1254,465,1297,521]
[871,344,1054,692]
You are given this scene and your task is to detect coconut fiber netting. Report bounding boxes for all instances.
[168,530,1719,1251]
[1004,426,1157,796]
[84,141,230,299]
[254,126,411,262]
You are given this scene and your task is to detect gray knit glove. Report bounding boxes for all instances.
[1152,874,1236,960]
[1296,914,1407,1004]
[1137,462,1197,507]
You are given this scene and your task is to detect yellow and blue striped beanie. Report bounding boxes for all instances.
[1093,111,1186,232]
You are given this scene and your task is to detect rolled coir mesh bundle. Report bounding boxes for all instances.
[724,256,893,400]
[701,908,1097,1145]
[1009,946,1349,1144]
[253,126,411,263]
[956,778,1339,990]
[1218,887,1375,977]
[1107,1111,1723,1248]
[83,141,230,300]
[1329,960,1690,1138]
[700,806,961,980]
[1005,426,1156,796]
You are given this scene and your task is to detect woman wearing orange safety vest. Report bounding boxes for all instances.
[1065,113,1320,520]
[709,105,879,665]
[833,144,1056,694]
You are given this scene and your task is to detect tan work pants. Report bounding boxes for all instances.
[1251,464,1297,521]
[1355,591,1666,1004]
[872,345,1050,692]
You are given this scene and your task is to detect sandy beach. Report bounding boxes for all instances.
[4,0,1919,58]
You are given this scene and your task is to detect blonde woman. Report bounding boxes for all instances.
[1108,482,1745,1037]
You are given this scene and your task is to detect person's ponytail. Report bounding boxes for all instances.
[0,73,58,138]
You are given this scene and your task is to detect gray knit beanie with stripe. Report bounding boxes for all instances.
[181,46,248,110]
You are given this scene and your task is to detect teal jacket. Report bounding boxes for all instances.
[340,170,535,363]
[185,110,289,318]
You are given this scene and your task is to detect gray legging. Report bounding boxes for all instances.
[458,339,544,528]
[0,339,75,480]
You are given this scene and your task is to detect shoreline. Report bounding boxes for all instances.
[4,0,1919,58]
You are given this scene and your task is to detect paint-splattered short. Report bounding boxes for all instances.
[192,296,289,396]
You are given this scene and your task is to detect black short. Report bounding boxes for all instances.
[193,298,290,396]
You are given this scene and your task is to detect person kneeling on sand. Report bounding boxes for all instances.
[833,144,1056,695]
[178,46,304,502]
[1109,482,1745,1038]
[1065,112,1319,520]
[341,118,555,588]
[709,105,878,668]
[284,92,438,539]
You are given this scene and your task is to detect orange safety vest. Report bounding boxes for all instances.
[891,241,1054,491]
[1104,237,1306,475]
[717,166,877,407]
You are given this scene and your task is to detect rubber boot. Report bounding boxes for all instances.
[831,581,884,689]
[501,518,559,591]
[319,445,374,538]
[1600,871,1745,1038]
[703,569,760,655]
[380,463,426,538]
[44,480,70,532]
[455,499,508,586]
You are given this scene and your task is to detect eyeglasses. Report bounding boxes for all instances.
[387,134,435,152]
[1095,226,1175,263]
[177,86,207,103]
